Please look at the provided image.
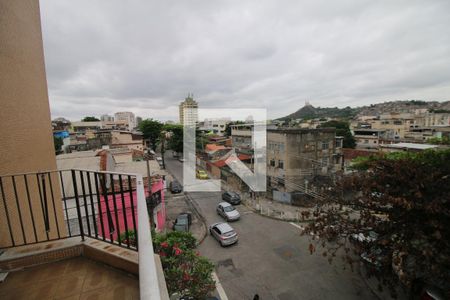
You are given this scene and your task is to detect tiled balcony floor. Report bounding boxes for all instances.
[0,257,139,300]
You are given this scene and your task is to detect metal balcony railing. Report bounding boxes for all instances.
[0,169,162,299]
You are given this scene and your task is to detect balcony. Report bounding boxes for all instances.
[0,169,169,299]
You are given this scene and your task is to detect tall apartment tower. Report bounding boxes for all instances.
[179,94,198,126]
[114,111,136,130]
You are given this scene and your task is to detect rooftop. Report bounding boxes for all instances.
[381,143,439,150]
[267,127,336,134]
[205,144,228,152]
[353,128,387,132]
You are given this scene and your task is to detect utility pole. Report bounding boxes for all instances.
[145,139,154,228]
[161,132,166,169]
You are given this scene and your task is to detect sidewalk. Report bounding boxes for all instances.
[164,175,207,243]
[242,194,316,223]
[221,180,315,223]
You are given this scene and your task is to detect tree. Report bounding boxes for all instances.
[427,136,450,145]
[196,129,209,152]
[139,119,163,150]
[303,149,450,297]
[81,116,100,122]
[53,136,63,153]
[319,120,356,148]
[164,124,184,154]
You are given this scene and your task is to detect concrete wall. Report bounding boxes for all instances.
[0,0,66,247]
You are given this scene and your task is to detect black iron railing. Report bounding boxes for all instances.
[0,169,140,250]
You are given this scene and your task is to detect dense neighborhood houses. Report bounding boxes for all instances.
[5,87,450,300]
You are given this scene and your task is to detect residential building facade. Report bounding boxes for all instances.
[201,118,230,136]
[266,128,342,194]
[353,128,388,149]
[231,123,253,150]
[114,111,136,130]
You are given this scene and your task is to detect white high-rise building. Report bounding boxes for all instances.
[114,112,136,130]
[179,94,198,126]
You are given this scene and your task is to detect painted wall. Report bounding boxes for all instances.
[0,0,66,247]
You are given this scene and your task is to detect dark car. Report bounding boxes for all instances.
[360,247,390,270]
[172,213,192,232]
[170,180,183,193]
[222,191,241,205]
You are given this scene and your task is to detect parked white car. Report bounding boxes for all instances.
[209,222,238,246]
[216,202,240,221]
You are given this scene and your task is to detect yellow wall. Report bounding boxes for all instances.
[0,0,66,247]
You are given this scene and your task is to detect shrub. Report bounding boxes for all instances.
[118,229,137,247]
[118,230,215,298]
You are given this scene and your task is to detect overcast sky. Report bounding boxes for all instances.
[40,0,450,122]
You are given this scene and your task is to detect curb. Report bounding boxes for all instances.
[184,192,208,246]
[241,200,315,224]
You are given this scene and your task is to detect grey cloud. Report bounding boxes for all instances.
[40,0,450,121]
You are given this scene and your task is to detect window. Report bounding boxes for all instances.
[335,139,343,148]
[278,160,284,169]
[270,159,275,167]
[322,141,329,150]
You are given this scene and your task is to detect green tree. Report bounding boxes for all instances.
[53,136,63,153]
[81,116,100,122]
[305,149,450,297]
[319,120,356,148]
[139,119,163,150]
[164,124,184,154]
[427,136,450,145]
[196,130,209,152]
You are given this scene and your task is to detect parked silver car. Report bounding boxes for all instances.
[209,222,238,246]
[216,202,240,221]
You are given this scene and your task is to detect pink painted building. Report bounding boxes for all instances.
[97,179,166,242]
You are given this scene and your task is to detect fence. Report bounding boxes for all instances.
[0,169,140,250]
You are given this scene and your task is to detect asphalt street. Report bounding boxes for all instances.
[164,155,377,300]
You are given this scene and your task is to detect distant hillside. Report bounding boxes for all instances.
[280,104,357,120]
[280,100,450,120]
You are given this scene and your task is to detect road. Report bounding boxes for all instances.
[164,155,377,300]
